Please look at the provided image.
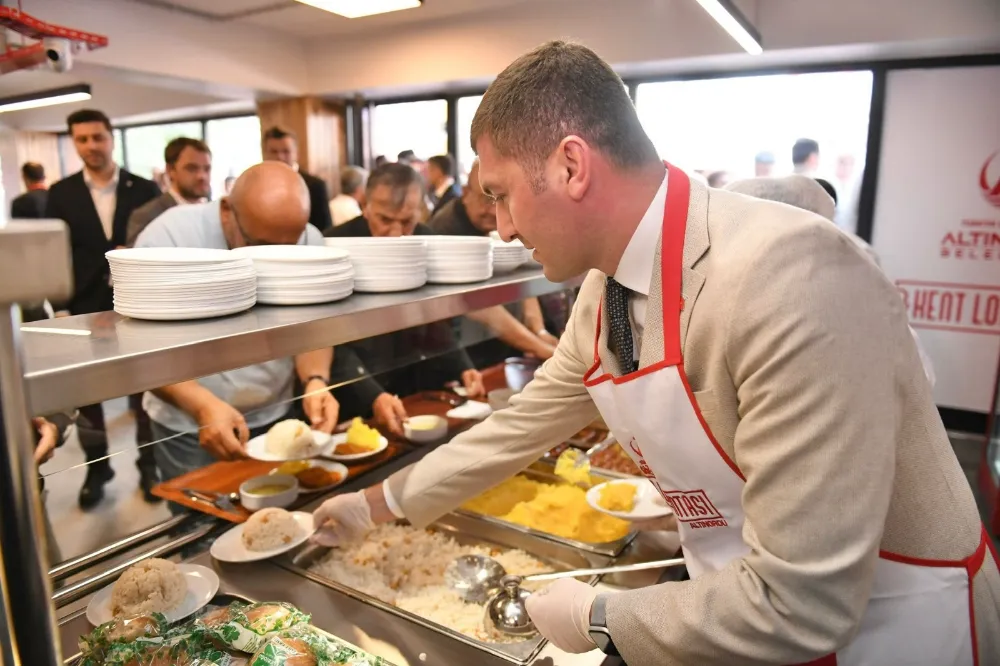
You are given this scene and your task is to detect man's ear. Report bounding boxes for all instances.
[557,135,591,203]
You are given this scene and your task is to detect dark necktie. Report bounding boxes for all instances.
[605,277,637,374]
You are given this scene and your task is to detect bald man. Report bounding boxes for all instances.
[134,162,339,492]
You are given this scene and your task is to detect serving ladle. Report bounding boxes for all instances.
[445,554,686,636]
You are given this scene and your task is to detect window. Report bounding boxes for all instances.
[205,116,261,198]
[636,71,874,232]
[371,100,448,165]
[455,95,483,184]
[123,122,203,182]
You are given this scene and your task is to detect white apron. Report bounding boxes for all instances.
[582,163,991,666]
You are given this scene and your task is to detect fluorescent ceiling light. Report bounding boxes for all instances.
[692,0,763,55]
[294,0,422,19]
[0,84,91,114]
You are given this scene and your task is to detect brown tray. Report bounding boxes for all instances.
[152,438,408,523]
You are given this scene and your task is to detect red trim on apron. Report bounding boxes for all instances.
[677,365,746,481]
[795,656,838,666]
[660,162,690,367]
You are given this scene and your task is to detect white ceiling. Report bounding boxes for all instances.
[129,0,576,38]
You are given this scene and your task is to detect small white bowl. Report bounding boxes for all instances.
[239,474,299,512]
[404,415,448,443]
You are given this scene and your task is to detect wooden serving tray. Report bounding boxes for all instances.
[151,438,408,523]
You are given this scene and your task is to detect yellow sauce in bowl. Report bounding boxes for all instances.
[247,484,293,497]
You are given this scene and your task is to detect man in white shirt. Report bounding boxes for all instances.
[136,162,339,499]
[426,154,461,215]
[126,137,212,246]
[328,165,367,226]
[44,108,161,509]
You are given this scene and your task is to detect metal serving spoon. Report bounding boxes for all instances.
[478,556,687,637]
[445,553,686,605]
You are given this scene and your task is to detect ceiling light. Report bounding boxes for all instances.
[692,0,763,55]
[294,0,422,19]
[0,84,91,114]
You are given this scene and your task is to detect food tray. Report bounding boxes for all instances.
[276,513,610,665]
[456,462,638,557]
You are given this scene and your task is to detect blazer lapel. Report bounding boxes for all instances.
[112,171,135,246]
[679,177,710,350]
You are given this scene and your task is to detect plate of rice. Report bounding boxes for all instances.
[87,558,219,626]
[211,508,314,563]
[246,419,335,462]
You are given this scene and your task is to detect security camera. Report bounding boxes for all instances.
[43,38,73,73]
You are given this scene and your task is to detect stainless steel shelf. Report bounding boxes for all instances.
[22,269,580,414]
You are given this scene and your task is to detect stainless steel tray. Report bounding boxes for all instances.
[276,512,610,665]
[456,462,638,557]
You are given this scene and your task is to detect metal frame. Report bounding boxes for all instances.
[22,269,580,414]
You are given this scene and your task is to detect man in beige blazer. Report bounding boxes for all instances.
[313,42,1000,665]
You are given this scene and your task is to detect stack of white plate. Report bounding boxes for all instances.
[324,237,428,292]
[232,245,354,305]
[424,236,493,284]
[107,248,256,321]
[492,238,529,273]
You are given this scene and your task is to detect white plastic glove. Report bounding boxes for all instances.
[524,578,599,653]
[311,491,375,547]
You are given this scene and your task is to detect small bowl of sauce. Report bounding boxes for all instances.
[240,474,299,511]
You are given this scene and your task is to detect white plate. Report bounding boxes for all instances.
[233,245,351,262]
[210,512,314,563]
[115,302,256,321]
[327,432,389,461]
[256,291,353,305]
[86,563,219,626]
[269,460,349,493]
[586,479,674,520]
[107,247,248,264]
[245,430,334,462]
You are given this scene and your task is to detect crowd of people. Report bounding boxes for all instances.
[8,107,875,519]
[10,108,570,511]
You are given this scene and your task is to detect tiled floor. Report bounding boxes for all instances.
[39,401,999,562]
[39,397,170,562]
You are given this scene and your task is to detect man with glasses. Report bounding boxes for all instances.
[133,162,339,493]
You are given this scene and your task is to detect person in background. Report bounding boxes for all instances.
[426,154,460,214]
[126,137,212,246]
[324,163,484,435]
[374,155,389,168]
[262,126,333,233]
[792,137,820,175]
[397,149,427,181]
[134,162,339,488]
[430,160,560,362]
[10,162,48,219]
[224,175,237,195]
[753,151,774,177]
[706,170,729,188]
[45,108,161,509]
[813,177,838,206]
[329,165,367,227]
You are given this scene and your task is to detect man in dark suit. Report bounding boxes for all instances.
[426,154,461,215]
[126,137,212,246]
[10,162,48,218]
[45,108,161,509]
[262,126,333,233]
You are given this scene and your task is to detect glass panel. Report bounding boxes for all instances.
[456,95,483,183]
[205,116,262,199]
[112,129,124,171]
[122,122,204,182]
[371,100,448,165]
[34,287,577,562]
[636,70,874,234]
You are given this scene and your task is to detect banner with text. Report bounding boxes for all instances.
[872,66,1000,413]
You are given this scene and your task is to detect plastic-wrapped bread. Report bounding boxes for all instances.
[195,601,310,653]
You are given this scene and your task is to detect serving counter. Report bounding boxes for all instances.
[0,223,681,666]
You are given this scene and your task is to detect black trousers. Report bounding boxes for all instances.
[77,394,155,469]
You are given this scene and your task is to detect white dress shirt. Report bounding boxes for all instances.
[84,167,119,240]
[611,172,668,360]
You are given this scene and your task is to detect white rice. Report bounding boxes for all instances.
[242,507,303,551]
[110,557,187,617]
[308,524,550,643]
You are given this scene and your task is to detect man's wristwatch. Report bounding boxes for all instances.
[588,594,619,656]
[304,375,329,388]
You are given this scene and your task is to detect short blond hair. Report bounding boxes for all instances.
[471,40,659,190]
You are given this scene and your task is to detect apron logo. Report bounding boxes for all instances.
[663,490,729,529]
